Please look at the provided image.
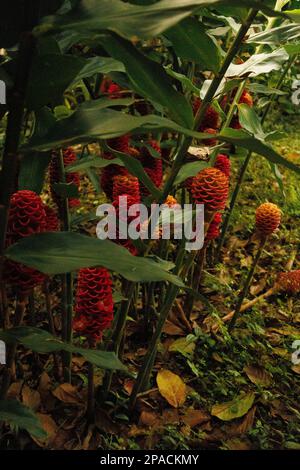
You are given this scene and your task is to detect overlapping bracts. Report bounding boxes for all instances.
[191,168,229,212]
[73,267,114,344]
[206,212,222,242]
[255,202,281,236]
[5,190,47,294]
[214,154,231,178]
[43,205,60,232]
[276,270,300,295]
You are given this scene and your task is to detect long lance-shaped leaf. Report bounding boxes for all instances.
[5,232,184,286]
[0,400,47,439]
[38,0,281,40]
[247,23,300,45]
[100,33,193,128]
[0,327,127,371]
[25,104,300,176]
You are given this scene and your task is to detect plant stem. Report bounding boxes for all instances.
[87,339,95,424]
[0,33,36,326]
[229,236,267,330]
[215,7,293,260]
[57,150,73,383]
[0,295,28,399]
[160,8,259,202]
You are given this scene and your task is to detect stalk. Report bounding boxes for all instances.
[129,11,259,410]
[219,285,277,327]
[0,295,28,399]
[229,236,267,330]
[87,340,95,424]
[0,33,36,326]
[57,150,73,383]
[160,8,259,202]
[215,3,292,260]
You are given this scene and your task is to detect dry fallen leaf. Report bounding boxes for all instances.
[32,413,58,447]
[22,385,41,411]
[211,392,255,421]
[156,369,186,408]
[52,383,82,405]
[244,365,272,387]
[182,408,210,428]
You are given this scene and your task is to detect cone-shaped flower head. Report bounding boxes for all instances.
[193,98,220,130]
[112,174,140,202]
[276,270,300,295]
[255,202,281,237]
[206,212,222,242]
[43,205,60,232]
[214,154,231,178]
[191,168,229,212]
[139,140,163,196]
[239,90,253,107]
[5,190,47,294]
[73,267,114,344]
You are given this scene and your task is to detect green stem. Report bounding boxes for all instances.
[160,8,259,202]
[229,237,266,330]
[0,295,28,399]
[216,57,294,260]
[0,33,36,328]
[57,150,73,383]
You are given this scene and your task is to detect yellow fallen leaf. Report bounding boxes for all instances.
[156,369,186,408]
[211,392,255,421]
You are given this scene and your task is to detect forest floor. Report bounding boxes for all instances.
[2,112,300,451]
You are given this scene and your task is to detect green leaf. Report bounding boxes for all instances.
[109,148,163,199]
[0,327,126,371]
[66,156,124,173]
[174,161,210,186]
[100,33,193,127]
[25,103,300,177]
[225,48,289,78]
[0,400,47,439]
[165,17,221,72]
[237,104,265,140]
[5,232,184,286]
[27,54,125,109]
[18,152,51,194]
[248,83,286,96]
[247,23,300,45]
[285,9,300,23]
[39,0,278,41]
[165,67,201,94]
[211,392,255,421]
[219,128,300,175]
[169,337,196,357]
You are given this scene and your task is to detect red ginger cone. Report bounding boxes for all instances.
[112,174,140,202]
[214,154,231,178]
[193,98,220,131]
[276,270,300,295]
[255,203,281,237]
[49,148,80,209]
[206,212,222,242]
[191,167,229,212]
[239,90,253,107]
[112,193,141,256]
[73,267,114,344]
[43,205,60,232]
[5,190,47,294]
[202,128,218,146]
[100,135,132,200]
